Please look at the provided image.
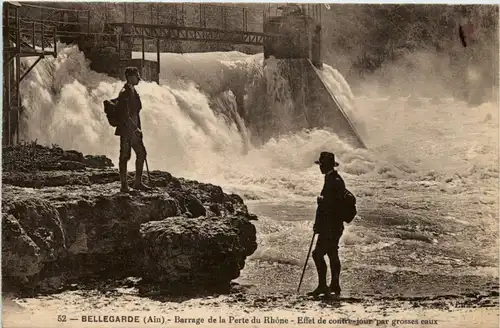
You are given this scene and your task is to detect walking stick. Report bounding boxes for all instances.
[128,117,154,187]
[297,232,316,293]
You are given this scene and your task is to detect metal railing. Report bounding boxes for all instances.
[17,2,91,34]
[6,19,56,50]
[104,3,266,34]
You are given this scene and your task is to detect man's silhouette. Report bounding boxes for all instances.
[115,67,150,192]
[309,152,345,297]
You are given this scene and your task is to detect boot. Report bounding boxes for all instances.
[119,161,129,193]
[329,281,341,296]
[329,264,341,296]
[307,284,329,296]
[309,251,329,296]
[132,158,151,191]
[328,250,342,296]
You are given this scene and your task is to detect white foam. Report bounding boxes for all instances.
[20,44,498,201]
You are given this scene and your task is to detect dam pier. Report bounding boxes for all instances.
[3,2,365,148]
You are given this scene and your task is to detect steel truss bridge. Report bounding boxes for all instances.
[108,23,270,46]
[3,2,323,145]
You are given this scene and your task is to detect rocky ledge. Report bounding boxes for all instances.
[2,143,257,295]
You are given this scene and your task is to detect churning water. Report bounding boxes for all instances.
[19,44,498,286]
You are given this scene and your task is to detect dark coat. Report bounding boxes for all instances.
[114,84,142,136]
[315,170,345,232]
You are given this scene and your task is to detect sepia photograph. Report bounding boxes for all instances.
[2,1,499,327]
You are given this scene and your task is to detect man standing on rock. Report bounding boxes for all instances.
[116,67,150,192]
[309,152,345,297]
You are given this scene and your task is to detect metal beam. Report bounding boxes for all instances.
[19,56,43,82]
[109,22,280,46]
[13,22,283,49]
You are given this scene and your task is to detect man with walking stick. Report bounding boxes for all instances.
[307,152,346,297]
[114,67,151,192]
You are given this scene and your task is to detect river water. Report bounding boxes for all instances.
[19,45,499,296]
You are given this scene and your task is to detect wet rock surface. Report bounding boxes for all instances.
[2,142,114,173]
[2,144,257,295]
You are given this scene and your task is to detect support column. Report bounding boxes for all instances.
[156,39,160,84]
[15,51,21,144]
[311,25,322,68]
[122,23,133,60]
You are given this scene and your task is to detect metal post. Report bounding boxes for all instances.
[7,73,11,145]
[5,61,11,146]
[175,4,178,26]
[15,8,20,145]
[41,24,45,52]
[222,7,226,30]
[5,4,10,45]
[141,31,145,70]
[117,34,121,61]
[242,8,245,31]
[53,26,57,57]
[32,22,36,49]
[87,9,90,33]
[181,4,184,25]
[319,5,322,26]
[156,39,160,84]
[5,4,11,145]
[16,53,20,144]
[199,4,202,27]
[15,7,20,53]
[150,4,153,24]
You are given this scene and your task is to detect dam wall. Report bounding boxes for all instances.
[274,59,365,149]
[305,60,365,148]
[262,9,364,149]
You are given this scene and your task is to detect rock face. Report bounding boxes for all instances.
[2,143,257,294]
[140,216,256,288]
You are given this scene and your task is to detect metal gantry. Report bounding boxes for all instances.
[3,2,323,146]
[105,3,267,34]
[3,1,59,146]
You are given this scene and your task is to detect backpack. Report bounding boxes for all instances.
[340,189,357,223]
[103,98,121,127]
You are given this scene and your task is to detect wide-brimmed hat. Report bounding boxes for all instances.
[124,66,142,80]
[314,151,339,167]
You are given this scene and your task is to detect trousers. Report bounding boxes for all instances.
[119,133,146,162]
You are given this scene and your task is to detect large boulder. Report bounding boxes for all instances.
[2,144,258,294]
[140,216,257,288]
[2,198,66,278]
